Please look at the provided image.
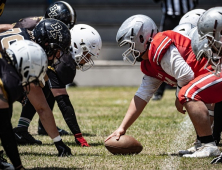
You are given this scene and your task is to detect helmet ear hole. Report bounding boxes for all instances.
[74,43,78,49]
[139,35,144,43]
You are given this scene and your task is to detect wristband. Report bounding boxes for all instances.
[53,135,61,142]
[208,110,214,116]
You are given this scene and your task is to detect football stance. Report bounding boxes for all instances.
[6,2,92,147]
[0,19,72,157]
[0,40,48,169]
[190,7,222,163]
[105,14,222,158]
[14,23,102,147]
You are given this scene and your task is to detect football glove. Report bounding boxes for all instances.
[54,139,72,157]
[211,153,222,164]
[74,133,90,147]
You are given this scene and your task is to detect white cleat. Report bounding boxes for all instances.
[178,140,201,156]
[183,142,220,158]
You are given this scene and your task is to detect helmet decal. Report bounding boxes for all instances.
[50,22,63,41]
[48,4,59,18]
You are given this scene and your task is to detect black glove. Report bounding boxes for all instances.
[211,153,222,164]
[54,139,72,157]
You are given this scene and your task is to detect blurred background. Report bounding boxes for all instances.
[1,0,221,86]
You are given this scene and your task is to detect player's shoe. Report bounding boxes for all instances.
[38,125,69,136]
[0,150,15,170]
[13,127,42,145]
[152,94,162,101]
[178,140,201,155]
[183,142,220,158]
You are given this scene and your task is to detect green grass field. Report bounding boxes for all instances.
[1,87,221,170]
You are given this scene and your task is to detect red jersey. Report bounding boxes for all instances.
[141,30,212,87]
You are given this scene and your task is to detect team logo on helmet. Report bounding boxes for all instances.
[50,23,63,41]
[48,4,58,18]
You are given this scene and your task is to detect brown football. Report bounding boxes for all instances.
[104,135,143,155]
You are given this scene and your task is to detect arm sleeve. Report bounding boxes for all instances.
[160,44,194,96]
[135,75,163,103]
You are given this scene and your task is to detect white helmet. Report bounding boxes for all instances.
[116,14,158,65]
[6,40,48,86]
[70,24,102,71]
[173,23,195,36]
[197,7,222,75]
[191,29,221,76]
[187,26,197,38]
[179,9,206,26]
[198,7,222,40]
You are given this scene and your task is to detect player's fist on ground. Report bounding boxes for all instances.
[54,139,72,157]
[74,133,90,147]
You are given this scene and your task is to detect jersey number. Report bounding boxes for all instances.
[0,28,24,49]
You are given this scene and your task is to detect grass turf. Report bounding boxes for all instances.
[1,87,221,169]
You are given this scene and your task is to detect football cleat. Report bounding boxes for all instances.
[0,150,15,170]
[178,140,201,155]
[183,142,220,158]
[13,127,42,145]
[38,125,69,136]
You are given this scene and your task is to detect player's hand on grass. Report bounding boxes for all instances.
[211,153,222,164]
[175,97,186,114]
[105,127,126,142]
[54,139,72,157]
[74,133,90,147]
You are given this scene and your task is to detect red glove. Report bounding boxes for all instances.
[74,133,90,147]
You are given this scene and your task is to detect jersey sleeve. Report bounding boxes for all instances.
[160,44,194,89]
[135,75,163,103]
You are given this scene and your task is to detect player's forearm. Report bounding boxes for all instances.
[27,84,59,139]
[0,24,13,33]
[120,95,147,131]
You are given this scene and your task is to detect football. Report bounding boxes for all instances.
[104,135,143,155]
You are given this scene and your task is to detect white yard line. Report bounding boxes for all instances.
[160,115,194,170]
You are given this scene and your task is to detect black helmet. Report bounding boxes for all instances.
[45,1,76,29]
[33,18,71,57]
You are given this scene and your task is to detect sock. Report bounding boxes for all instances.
[17,117,31,128]
[199,135,214,144]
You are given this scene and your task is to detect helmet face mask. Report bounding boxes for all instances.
[70,24,102,71]
[116,14,158,65]
[120,40,141,64]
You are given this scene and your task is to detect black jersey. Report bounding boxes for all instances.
[0,28,32,50]
[13,16,43,31]
[48,53,76,88]
[0,52,24,104]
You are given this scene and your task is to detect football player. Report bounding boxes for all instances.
[14,23,102,147]
[0,0,6,17]
[0,19,72,156]
[190,7,222,163]
[6,3,91,147]
[105,14,222,158]
[0,40,70,170]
